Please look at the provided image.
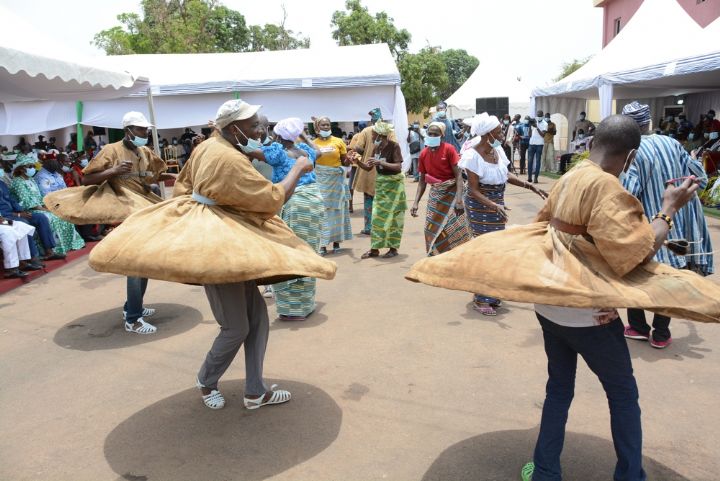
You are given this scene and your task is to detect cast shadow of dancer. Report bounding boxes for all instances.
[105,379,342,481]
[53,303,203,351]
[421,428,692,481]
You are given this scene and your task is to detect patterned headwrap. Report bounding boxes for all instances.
[470,112,501,137]
[273,117,305,141]
[621,101,651,126]
[369,108,383,122]
[429,121,447,135]
[373,121,394,136]
[13,153,36,170]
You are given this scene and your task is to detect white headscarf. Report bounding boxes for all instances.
[273,117,305,141]
[470,113,500,137]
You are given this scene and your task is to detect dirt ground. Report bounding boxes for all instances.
[1,177,719,481]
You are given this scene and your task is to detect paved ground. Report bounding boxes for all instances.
[1,177,719,481]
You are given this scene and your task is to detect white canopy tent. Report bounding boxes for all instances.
[445,62,532,119]
[81,43,410,166]
[0,4,150,135]
[532,0,720,129]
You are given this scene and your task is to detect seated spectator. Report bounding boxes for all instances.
[60,153,83,187]
[35,156,67,197]
[676,113,693,140]
[13,137,28,151]
[0,171,60,262]
[84,131,97,151]
[660,115,678,136]
[46,137,58,151]
[9,155,84,256]
[34,135,48,151]
[684,125,704,153]
[0,216,41,278]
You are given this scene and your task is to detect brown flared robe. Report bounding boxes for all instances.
[89,135,337,285]
[44,141,166,224]
[349,126,398,197]
[406,160,720,323]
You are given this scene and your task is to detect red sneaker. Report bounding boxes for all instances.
[650,337,672,349]
[624,326,650,341]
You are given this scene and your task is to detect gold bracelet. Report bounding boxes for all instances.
[652,213,673,229]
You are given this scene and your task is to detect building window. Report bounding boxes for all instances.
[614,17,622,36]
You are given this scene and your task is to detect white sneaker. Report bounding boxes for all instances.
[123,307,156,320]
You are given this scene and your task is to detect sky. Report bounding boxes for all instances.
[1,0,603,89]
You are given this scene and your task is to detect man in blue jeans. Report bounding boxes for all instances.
[522,115,700,481]
[527,111,548,184]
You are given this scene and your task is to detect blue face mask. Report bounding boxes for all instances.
[688,133,695,141]
[319,130,332,138]
[711,132,720,141]
[25,167,36,177]
[425,136,441,148]
[234,127,262,153]
[0,169,4,178]
[436,111,447,119]
[490,138,502,148]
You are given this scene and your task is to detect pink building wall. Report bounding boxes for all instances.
[599,0,720,47]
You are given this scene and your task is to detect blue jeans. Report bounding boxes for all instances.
[533,314,645,481]
[124,277,149,323]
[528,144,543,180]
[411,156,420,180]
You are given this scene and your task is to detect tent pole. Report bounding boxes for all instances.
[146,87,161,157]
[233,92,240,100]
[76,101,84,151]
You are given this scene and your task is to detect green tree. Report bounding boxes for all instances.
[438,49,479,101]
[398,48,449,114]
[330,0,411,60]
[94,0,309,54]
[554,56,591,82]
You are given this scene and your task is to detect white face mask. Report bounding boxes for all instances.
[618,149,636,184]
[319,129,332,138]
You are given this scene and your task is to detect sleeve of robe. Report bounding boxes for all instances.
[83,144,117,175]
[142,147,168,182]
[587,189,655,277]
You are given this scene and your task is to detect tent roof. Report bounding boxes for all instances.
[533,0,720,99]
[445,61,531,109]
[0,5,149,102]
[99,44,400,97]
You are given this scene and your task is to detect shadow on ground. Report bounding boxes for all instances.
[53,303,204,351]
[105,379,341,481]
[421,428,691,481]
[270,302,328,331]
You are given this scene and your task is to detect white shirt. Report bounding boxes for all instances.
[459,146,510,185]
[535,304,619,328]
[530,120,547,146]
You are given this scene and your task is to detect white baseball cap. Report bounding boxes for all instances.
[215,99,261,129]
[122,111,154,129]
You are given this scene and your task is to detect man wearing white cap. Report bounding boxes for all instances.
[82,111,169,335]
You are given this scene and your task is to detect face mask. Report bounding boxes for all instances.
[233,126,262,153]
[436,111,447,119]
[412,124,419,129]
[688,133,695,141]
[711,132,720,140]
[129,132,148,147]
[503,120,510,126]
[425,136,441,148]
[80,159,89,168]
[580,115,586,121]
[319,130,332,138]
[618,149,635,184]
[578,134,586,140]
[61,165,72,173]
[666,117,674,122]
[25,167,36,177]
[490,138,502,148]
[0,170,4,178]
[545,118,551,123]
[262,136,272,146]
[708,114,715,120]
[373,138,382,146]
[705,133,710,139]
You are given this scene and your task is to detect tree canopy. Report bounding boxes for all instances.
[398,48,449,114]
[330,0,411,60]
[93,0,309,55]
[554,56,591,82]
[437,49,479,101]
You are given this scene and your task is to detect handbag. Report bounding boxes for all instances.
[409,140,422,154]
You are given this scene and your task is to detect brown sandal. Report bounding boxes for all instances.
[361,250,379,259]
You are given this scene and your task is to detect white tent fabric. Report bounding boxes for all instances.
[85,44,411,167]
[531,0,720,124]
[445,62,532,118]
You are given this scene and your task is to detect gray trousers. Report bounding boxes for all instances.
[198,281,269,396]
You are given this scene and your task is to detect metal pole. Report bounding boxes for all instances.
[146,87,161,157]
[76,101,84,152]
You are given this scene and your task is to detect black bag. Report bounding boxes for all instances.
[409,140,422,154]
